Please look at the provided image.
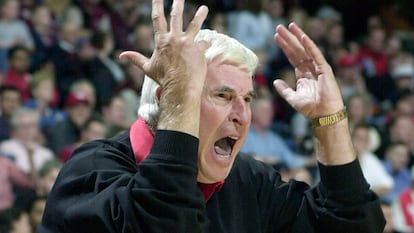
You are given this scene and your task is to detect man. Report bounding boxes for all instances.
[241,95,311,169]
[0,86,21,141]
[351,124,394,196]
[0,107,54,178]
[39,0,384,232]
[46,90,93,153]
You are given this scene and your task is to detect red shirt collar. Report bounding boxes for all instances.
[130,118,223,201]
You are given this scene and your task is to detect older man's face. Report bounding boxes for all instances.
[197,57,254,183]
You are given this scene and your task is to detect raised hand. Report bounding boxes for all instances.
[119,0,210,137]
[120,0,209,94]
[273,23,344,119]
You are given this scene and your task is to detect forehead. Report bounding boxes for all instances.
[205,57,253,93]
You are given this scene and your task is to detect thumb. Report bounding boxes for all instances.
[119,51,149,71]
[273,79,295,102]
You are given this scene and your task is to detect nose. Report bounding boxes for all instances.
[229,96,250,126]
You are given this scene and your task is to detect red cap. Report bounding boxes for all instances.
[65,91,90,107]
[337,54,358,68]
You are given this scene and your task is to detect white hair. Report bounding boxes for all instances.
[138,29,259,130]
[10,107,40,128]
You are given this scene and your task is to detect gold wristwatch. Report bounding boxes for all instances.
[311,107,347,128]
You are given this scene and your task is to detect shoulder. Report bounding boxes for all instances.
[0,139,19,149]
[64,131,136,174]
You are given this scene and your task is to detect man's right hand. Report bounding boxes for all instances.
[120,0,209,137]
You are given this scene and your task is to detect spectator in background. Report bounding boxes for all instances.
[352,124,394,196]
[324,22,345,62]
[385,90,414,126]
[303,17,326,49]
[24,72,65,132]
[46,91,93,154]
[43,0,83,27]
[131,19,154,57]
[116,0,151,31]
[58,117,107,162]
[0,86,21,142]
[227,0,272,50]
[0,107,54,182]
[101,95,128,138]
[358,27,394,101]
[241,95,312,169]
[346,92,375,131]
[2,45,32,101]
[335,54,366,100]
[77,0,130,50]
[0,207,31,233]
[69,79,97,111]
[48,21,83,105]
[389,63,414,101]
[206,12,227,34]
[36,159,62,196]
[262,0,285,38]
[0,156,33,211]
[383,142,411,202]
[387,115,414,166]
[89,30,125,109]
[29,5,57,72]
[393,170,414,233]
[0,0,34,72]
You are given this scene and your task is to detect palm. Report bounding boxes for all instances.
[274,23,344,119]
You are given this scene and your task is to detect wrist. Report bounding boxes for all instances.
[157,83,203,137]
[311,107,347,128]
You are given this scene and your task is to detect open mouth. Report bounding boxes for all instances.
[214,136,238,158]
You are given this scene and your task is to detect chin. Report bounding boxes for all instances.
[197,167,232,184]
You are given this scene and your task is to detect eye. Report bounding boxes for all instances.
[216,92,232,101]
[244,96,253,103]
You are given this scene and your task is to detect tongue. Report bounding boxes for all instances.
[214,138,231,155]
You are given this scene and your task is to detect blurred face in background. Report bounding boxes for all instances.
[348,95,367,124]
[103,97,126,127]
[386,144,409,171]
[12,113,39,143]
[368,28,385,53]
[82,121,107,141]
[1,0,19,20]
[251,98,274,130]
[67,103,92,128]
[32,6,52,30]
[32,78,54,104]
[9,49,30,74]
[352,126,370,154]
[0,90,21,118]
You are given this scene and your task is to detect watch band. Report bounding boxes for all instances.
[311,107,347,128]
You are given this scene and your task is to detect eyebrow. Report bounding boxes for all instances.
[215,86,256,99]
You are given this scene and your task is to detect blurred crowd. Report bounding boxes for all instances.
[0,0,414,232]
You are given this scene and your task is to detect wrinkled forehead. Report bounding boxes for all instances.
[206,57,254,92]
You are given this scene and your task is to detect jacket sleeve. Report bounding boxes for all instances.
[38,130,207,233]
[291,160,386,233]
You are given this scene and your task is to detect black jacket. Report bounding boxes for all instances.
[39,130,385,233]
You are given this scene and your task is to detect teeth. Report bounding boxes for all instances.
[228,136,239,140]
[218,154,230,158]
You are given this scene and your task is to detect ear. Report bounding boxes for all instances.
[155,86,162,103]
